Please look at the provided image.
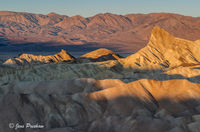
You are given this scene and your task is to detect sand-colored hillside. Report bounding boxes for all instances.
[123,26,200,69]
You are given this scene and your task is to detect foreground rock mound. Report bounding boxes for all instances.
[0,78,200,132]
[77,48,123,62]
[3,49,75,65]
[123,26,200,69]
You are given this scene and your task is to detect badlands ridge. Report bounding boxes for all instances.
[0,27,200,132]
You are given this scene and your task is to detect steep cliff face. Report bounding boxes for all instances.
[3,49,75,65]
[123,26,200,69]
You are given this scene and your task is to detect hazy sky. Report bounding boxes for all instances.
[0,0,199,17]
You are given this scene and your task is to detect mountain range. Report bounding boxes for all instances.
[0,11,200,52]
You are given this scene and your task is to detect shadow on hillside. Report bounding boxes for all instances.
[109,62,200,83]
[121,70,200,83]
[0,42,122,53]
[91,95,200,118]
[0,92,200,132]
[76,54,124,63]
[86,95,200,132]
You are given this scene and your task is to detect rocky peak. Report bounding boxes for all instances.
[55,49,75,61]
[148,26,175,48]
[123,26,200,69]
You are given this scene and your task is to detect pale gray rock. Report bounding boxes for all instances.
[188,121,200,132]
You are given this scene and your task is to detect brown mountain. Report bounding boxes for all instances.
[0,11,200,52]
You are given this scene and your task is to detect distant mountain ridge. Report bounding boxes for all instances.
[0,11,200,52]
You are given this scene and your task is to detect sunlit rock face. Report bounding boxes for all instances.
[3,49,75,65]
[123,26,200,69]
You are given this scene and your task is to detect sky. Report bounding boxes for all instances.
[0,0,199,17]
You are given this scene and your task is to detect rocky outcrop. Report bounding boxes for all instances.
[3,49,75,65]
[123,26,200,69]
